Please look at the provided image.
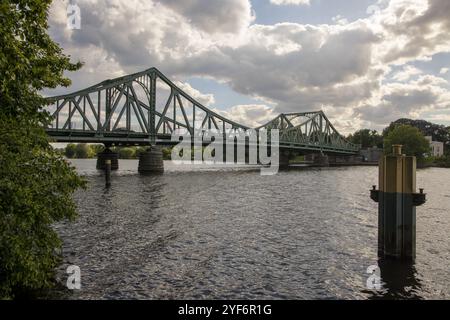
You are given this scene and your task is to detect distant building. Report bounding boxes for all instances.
[425,136,444,157]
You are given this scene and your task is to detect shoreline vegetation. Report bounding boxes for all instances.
[56,142,450,168]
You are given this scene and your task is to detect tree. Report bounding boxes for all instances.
[384,118,450,143]
[65,143,77,158]
[89,144,104,157]
[383,125,430,161]
[75,143,90,158]
[118,147,135,159]
[162,147,172,160]
[0,1,85,298]
[347,129,383,148]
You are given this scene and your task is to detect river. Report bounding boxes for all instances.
[53,159,450,299]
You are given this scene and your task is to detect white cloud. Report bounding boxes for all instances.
[391,65,422,82]
[356,75,450,128]
[46,0,450,131]
[153,0,254,34]
[174,81,215,106]
[270,0,310,6]
[373,0,450,65]
[332,15,349,25]
[440,67,449,74]
[214,104,276,127]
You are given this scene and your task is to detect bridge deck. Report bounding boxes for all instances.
[47,129,358,155]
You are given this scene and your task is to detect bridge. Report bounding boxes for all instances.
[44,67,360,172]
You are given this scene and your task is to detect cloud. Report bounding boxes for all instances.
[375,0,450,64]
[46,0,450,131]
[164,21,380,114]
[213,104,276,127]
[332,15,349,25]
[391,65,422,82]
[270,0,310,6]
[440,67,449,74]
[153,0,254,34]
[356,75,450,127]
[174,81,215,106]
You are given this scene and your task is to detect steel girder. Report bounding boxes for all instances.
[255,111,359,153]
[44,67,359,154]
[45,67,249,144]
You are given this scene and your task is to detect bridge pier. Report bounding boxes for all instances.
[305,153,329,166]
[96,148,119,170]
[328,155,363,165]
[279,150,291,169]
[315,154,329,166]
[138,146,164,174]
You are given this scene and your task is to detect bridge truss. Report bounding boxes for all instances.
[45,67,359,154]
[256,112,359,154]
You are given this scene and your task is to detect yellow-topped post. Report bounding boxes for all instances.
[370,145,426,260]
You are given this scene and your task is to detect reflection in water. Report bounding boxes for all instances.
[367,259,422,300]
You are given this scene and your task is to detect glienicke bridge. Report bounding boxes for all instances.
[44,67,360,173]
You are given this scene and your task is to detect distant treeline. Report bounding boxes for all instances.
[59,143,172,160]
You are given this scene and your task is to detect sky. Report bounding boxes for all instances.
[45,0,450,134]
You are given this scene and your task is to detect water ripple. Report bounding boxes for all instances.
[53,161,450,299]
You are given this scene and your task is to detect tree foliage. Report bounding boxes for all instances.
[0,0,85,298]
[384,118,450,145]
[74,143,90,159]
[347,129,383,149]
[383,125,430,160]
[64,143,77,158]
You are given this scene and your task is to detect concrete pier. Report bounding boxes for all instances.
[313,153,329,166]
[138,146,164,174]
[96,148,119,170]
[370,145,426,260]
[279,150,291,168]
[305,153,329,166]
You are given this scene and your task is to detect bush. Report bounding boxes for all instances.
[75,143,90,158]
[65,144,77,158]
[162,147,172,160]
[118,147,135,159]
[435,155,450,168]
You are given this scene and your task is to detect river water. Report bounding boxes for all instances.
[53,159,450,299]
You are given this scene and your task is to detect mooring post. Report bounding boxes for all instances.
[370,145,426,260]
[105,159,111,187]
[96,146,119,170]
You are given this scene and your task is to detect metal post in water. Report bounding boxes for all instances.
[370,145,426,260]
[105,159,111,187]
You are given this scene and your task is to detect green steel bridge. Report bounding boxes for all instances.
[45,67,359,155]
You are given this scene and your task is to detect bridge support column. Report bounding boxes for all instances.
[96,148,119,170]
[279,150,291,169]
[313,153,329,167]
[138,146,164,174]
